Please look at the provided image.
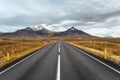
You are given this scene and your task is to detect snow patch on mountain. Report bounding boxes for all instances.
[30,24,68,32]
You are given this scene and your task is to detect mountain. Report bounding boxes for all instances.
[0,26,95,38]
[43,26,68,32]
[0,27,38,38]
[0,32,3,34]
[0,27,55,38]
[53,27,93,38]
[36,27,52,36]
[15,27,38,37]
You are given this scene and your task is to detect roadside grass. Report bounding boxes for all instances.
[0,38,55,67]
[64,38,120,66]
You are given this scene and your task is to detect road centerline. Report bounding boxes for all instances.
[56,42,61,80]
[58,42,61,53]
[56,55,60,80]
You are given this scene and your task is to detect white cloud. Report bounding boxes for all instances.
[61,20,77,25]
[85,26,120,37]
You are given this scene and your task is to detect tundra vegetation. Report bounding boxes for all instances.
[64,38,120,66]
[0,38,56,67]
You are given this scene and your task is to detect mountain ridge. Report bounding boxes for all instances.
[0,26,95,38]
[53,27,92,38]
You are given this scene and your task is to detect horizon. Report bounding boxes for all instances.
[0,26,118,38]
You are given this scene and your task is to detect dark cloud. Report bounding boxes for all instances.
[0,0,120,37]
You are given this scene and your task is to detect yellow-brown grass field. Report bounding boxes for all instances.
[64,38,120,66]
[0,38,56,67]
[0,38,120,68]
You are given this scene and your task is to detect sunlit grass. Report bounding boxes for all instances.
[0,38,55,67]
[64,38,120,65]
[64,38,120,56]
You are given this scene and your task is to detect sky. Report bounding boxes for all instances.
[0,0,120,37]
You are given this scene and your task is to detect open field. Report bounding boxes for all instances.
[0,38,56,67]
[64,38,120,65]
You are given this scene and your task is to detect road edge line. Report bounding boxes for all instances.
[0,48,43,75]
[71,45,120,74]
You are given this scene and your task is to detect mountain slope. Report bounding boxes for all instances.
[0,27,38,38]
[36,27,52,36]
[0,32,3,34]
[0,27,95,38]
[53,27,93,38]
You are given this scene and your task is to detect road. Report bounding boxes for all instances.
[0,42,120,80]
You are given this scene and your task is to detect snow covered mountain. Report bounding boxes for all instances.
[0,26,95,38]
[53,27,93,38]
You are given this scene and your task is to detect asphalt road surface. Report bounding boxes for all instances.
[0,42,120,80]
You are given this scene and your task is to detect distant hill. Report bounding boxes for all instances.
[0,27,95,38]
[104,35,113,38]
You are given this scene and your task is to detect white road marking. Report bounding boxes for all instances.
[58,42,61,53]
[58,47,60,53]
[73,46,120,74]
[56,42,61,80]
[56,55,60,80]
[0,49,41,75]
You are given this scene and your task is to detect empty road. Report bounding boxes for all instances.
[0,42,120,80]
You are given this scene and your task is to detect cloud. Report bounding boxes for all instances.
[85,26,120,37]
[0,0,120,37]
